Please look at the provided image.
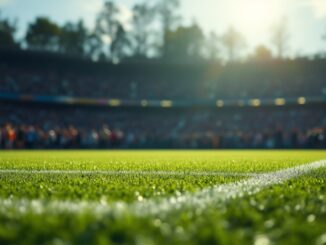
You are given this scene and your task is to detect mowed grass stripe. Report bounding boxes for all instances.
[1,150,325,172]
[0,159,324,217]
[0,172,243,202]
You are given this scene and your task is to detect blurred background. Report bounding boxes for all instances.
[0,0,325,149]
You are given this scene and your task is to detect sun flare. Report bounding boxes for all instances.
[231,0,283,36]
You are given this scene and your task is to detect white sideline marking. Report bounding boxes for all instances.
[0,169,258,177]
[0,160,325,217]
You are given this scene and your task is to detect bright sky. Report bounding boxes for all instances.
[1,0,326,57]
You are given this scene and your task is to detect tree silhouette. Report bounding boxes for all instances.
[59,20,88,57]
[111,24,131,62]
[25,17,61,51]
[95,1,121,60]
[250,45,273,61]
[165,23,204,61]
[131,2,156,58]
[85,32,104,61]
[222,26,245,62]
[205,31,220,61]
[0,11,18,49]
[271,17,290,59]
[321,27,326,51]
[156,0,181,58]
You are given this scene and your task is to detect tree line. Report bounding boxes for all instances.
[0,0,313,63]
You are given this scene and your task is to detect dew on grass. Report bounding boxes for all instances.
[307,214,316,223]
[254,234,270,245]
[294,204,301,211]
[264,219,275,229]
[153,219,162,227]
[316,233,326,245]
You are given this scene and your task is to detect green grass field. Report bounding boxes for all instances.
[0,150,325,245]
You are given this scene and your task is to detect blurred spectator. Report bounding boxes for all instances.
[0,104,325,149]
[0,60,325,149]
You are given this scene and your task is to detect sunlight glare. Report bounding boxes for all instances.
[231,0,283,37]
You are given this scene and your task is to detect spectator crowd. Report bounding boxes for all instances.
[1,104,325,149]
[1,59,325,149]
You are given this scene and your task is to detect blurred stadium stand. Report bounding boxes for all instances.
[0,50,325,149]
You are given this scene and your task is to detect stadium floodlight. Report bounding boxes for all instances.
[108,99,122,107]
[60,97,76,105]
[216,100,224,108]
[77,98,97,105]
[297,97,306,105]
[238,100,245,107]
[141,100,149,107]
[249,99,261,107]
[275,98,286,106]
[160,100,173,108]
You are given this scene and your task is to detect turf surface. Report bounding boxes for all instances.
[0,150,325,245]
[1,150,325,171]
[0,173,242,202]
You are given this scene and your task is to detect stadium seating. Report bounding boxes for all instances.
[0,52,325,149]
[1,61,325,100]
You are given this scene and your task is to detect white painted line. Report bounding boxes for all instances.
[0,169,258,177]
[0,160,324,217]
[132,159,326,217]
